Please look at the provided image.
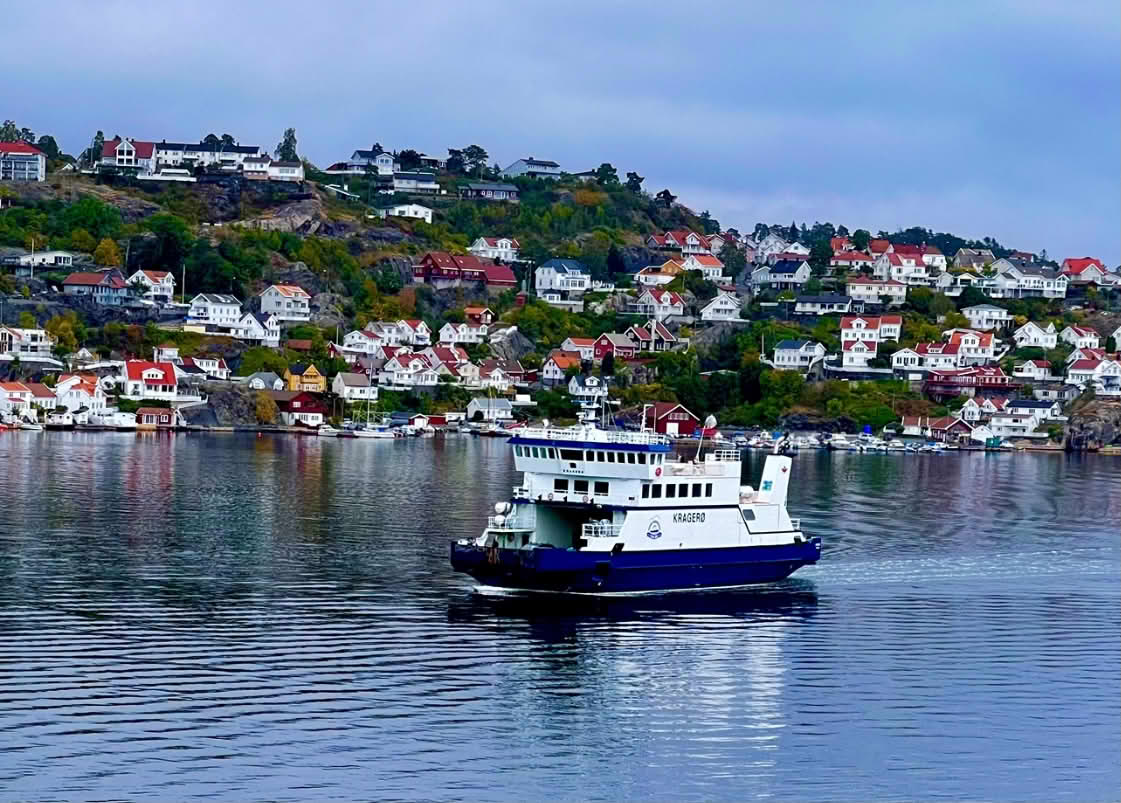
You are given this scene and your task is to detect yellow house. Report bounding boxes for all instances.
[284,363,326,393]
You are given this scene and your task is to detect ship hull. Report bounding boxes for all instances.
[450,538,822,594]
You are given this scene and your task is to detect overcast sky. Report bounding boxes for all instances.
[4,1,1118,263]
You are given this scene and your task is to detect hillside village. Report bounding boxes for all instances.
[2,126,1120,447]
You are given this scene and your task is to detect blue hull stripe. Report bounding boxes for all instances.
[450,539,821,594]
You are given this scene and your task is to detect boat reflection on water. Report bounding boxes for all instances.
[447,578,819,631]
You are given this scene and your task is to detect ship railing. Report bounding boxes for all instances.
[662,461,735,477]
[514,426,670,446]
[708,449,742,462]
[581,522,622,539]
[512,485,531,500]
[791,518,801,531]
[487,515,532,532]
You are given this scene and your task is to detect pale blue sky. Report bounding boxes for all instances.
[4,1,1118,263]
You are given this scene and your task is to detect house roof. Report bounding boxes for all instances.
[687,254,724,267]
[929,416,971,431]
[247,371,281,385]
[644,402,699,422]
[949,330,993,348]
[868,239,892,254]
[469,398,513,410]
[963,303,1008,313]
[124,360,177,385]
[286,339,313,351]
[138,269,171,281]
[288,362,317,375]
[1008,399,1056,409]
[546,350,583,370]
[335,372,370,387]
[1068,359,1102,371]
[483,263,516,284]
[267,284,310,298]
[1061,257,1105,274]
[135,407,173,418]
[848,276,905,287]
[832,251,873,262]
[842,340,876,351]
[480,237,520,248]
[192,292,240,304]
[1065,325,1097,337]
[0,141,43,155]
[770,259,807,274]
[563,337,596,346]
[102,137,155,159]
[796,294,850,304]
[598,332,637,349]
[63,271,126,288]
[645,288,685,306]
[540,258,588,274]
[24,382,55,399]
[517,158,559,167]
[465,182,518,192]
[916,342,961,355]
[776,339,812,350]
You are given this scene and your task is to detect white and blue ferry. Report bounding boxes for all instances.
[450,421,821,594]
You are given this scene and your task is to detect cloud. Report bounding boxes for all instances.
[2,0,1117,262]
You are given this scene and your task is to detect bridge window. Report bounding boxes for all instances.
[574,479,589,494]
[641,484,650,499]
[627,453,636,464]
[515,446,522,456]
[692,483,702,497]
[553,479,568,492]
[638,454,647,464]
[678,483,688,497]
[651,485,662,499]
[597,451,605,462]
[666,484,676,498]
[548,448,556,459]
[594,481,609,496]
[585,450,594,461]
[531,447,540,458]
[705,483,713,497]
[559,448,582,461]
[607,452,615,463]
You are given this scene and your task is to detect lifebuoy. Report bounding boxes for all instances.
[655,467,662,476]
[548,493,554,501]
[582,495,590,504]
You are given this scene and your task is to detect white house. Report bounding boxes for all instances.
[568,374,609,407]
[1013,321,1057,349]
[467,397,514,421]
[10,250,76,275]
[188,293,242,329]
[1013,360,1054,381]
[1007,399,1063,422]
[913,342,964,370]
[54,373,108,414]
[259,284,311,322]
[332,372,378,402]
[439,322,488,345]
[634,288,685,319]
[846,276,906,306]
[374,203,432,225]
[873,252,929,285]
[121,360,182,402]
[1067,359,1121,396]
[184,356,230,380]
[62,269,129,305]
[946,329,997,365]
[1,141,47,182]
[379,352,439,388]
[1060,325,1099,349]
[990,260,1068,299]
[397,319,432,346]
[753,259,811,291]
[699,292,742,322]
[267,161,304,182]
[128,269,176,302]
[794,294,852,316]
[754,232,790,258]
[560,337,596,361]
[842,339,877,368]
[962,304,1013,331]
[245,372,284,390]
[773,340,825,372]
[535,259,590,294]
[237,311,281,348]
[502,158,561,179]
[680,254,725,281]
[0,326,54,358]
[542,351,582,385]
[469,237,520,262]
[958,396,1008,423]
[988,411,1042,439]
[841,314,902,345]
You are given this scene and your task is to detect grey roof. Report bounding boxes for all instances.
[541,258,588,274]
[1007,261,1062,279]
[1007,399,1058,408]
[770,259,807,274]
[963,303,1007,312]
[159,141,260,154]
[600,332,636,348]
[468,398,513,410]
[248,371,280,386]
[570,375,604,390]
[796,294,850,304]
[193,293,240,304]
[776,339,812,350]
[336,372,370,387]
[352,149,388,159]
[394,171,437,181]
[249,311,274,327]
[516,157,559,167]
[465,182,518,192]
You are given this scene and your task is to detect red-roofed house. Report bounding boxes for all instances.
[642,402,700,437]
[468,237,520,262]
[947,329,996,364]
[1012,360,1054,382]
[1067,358,1121,394]
[635,288,685,318]
[846,276,906,306]
[63,269,129,305]
[874,251,929,285]
[412,251,515,291]
[136,407,177,429]
[259,284,311,321]
[625,321,678,353]
[923,366,1017,399]
[680,253,725,280]
[1060,257,1107,284]
[541,350,583,385]
[842,339,878,368]
[560,337,596,361]
[915,342,963,370]
[831,251,874,269]
[0,381,33,413]
[1060,325,1099,349]
[127,269,176,301]
[121,361,182,401]
[868,239,893,256]
[100,137,157,174]
[55,373,107,415]
[830,236,852,252]
[1,141,46,182]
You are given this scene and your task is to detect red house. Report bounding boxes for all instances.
[593,332,638,361]
[642,402,700,437]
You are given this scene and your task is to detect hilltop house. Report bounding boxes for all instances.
[962,304,1013,332]
[560,337,596,361]
[634,288,685,319]
[830,251,875,271]
[459,182,519,202]
[680,254,725,281]
[1,141,47,182]
[439,321,488,345]
[503,158,561,179]
[536,259,590,294]
[542,350,583,384]
[1061,326,1099,349]
[846,276,906,306]
[990,259,1068,299]
[0,326,54,359]
[413,251,517,290]
[332,372,378,402]
[62,270,128,305]
[569,375,609,408]
[1060,257,1109,286]
[593,333,638,361]
[55,373,108,415]
[635,259,684,287]
[625,321,678,353]
[953,248,995,270]
[700,292,742,322]
[259,284,311,322]
[874,252,929,285]
[752,258,811,291]
[794,294,852,316]
[128,269,176,302]
[469,237,520,262]
[774,340,825,373]
[840,314,902,368]
[121,360,182,402]
[1013,360,1054,381]
[237,311,280,347]
[188,293,242,329]
[373,202,432,224]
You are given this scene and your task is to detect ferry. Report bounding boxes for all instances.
[450,422,821,594]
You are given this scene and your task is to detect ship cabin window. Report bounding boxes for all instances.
[531,447,539,458]
[666,484,676,498]
[559,448,582,461]
[548,448,556,459]
[585,450,595,461]
[597,451,605,462]
[554,478,569,492]
[638,453,647,464]
[593,481,609,497]
[651,484,662,499]
[678,483,688,497]
[692,483,702,498]
[641,484,650,498]
[515,446,522,456]
[574,479,589,494]
[607,451,615,463]
[705,483,713,497]
[742,509,755,521]
[627,453,636,464]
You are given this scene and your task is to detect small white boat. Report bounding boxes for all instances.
[317,424,340,436]
[19,420,43,431]
[352,426,395,439]
[887,439,906,451]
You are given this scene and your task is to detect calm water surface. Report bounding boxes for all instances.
[1,432,1118,801]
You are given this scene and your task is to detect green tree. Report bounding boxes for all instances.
[600,351,615,376]
[852,229,871,251]
[655,189,676,208]
[809,240,832,273]
[145,214,194,271]
[719,240,746,278]
[18,311,36,328]
[203,133,220,146]
[35,135,60,160]
[255,391,279,424]
[908,286,934,313]
[70,228,97,253]
[274,127,299,161]
[398,149,421,170]
[93,237,123,266]
[625,171,644,193]
[462,145,489,176]
[594,162,619,186]
[930,292,955,317]
[83,130,105,168]
[220,134,236,147]
[1105,335,1117,352]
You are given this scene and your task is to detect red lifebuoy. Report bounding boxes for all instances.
[655,467,662,476]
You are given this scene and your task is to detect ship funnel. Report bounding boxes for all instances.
[755,455,792,506]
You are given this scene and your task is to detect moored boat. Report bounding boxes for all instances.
[45,411,76,430]
[450,425,821,595]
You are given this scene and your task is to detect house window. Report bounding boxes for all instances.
[553,478,568,492]
[574,479,589,494]
[594,481,609,497]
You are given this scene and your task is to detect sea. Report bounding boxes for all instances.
[1,432,1118,801]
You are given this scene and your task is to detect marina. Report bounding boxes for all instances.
[0,432,1117,800]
